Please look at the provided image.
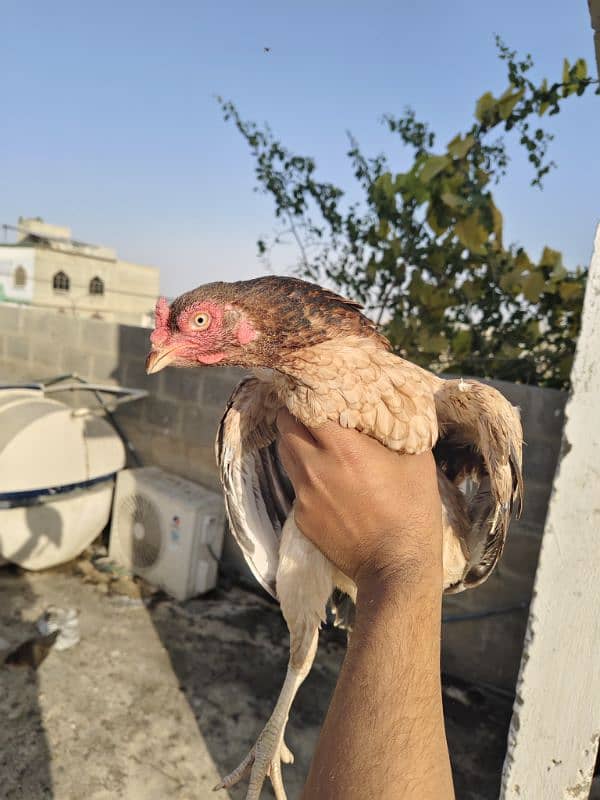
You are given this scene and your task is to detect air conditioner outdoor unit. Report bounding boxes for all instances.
[109,466,225,601]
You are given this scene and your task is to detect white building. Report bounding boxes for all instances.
[0,217,160,326]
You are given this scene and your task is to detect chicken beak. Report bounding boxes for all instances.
[145,346,179,374]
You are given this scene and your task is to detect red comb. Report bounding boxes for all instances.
[151,296,171,345]
[155,296,170,327]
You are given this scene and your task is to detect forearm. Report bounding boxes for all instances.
[301,574,454,800]
[276,414,453,797]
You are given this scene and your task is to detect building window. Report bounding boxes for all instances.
[89,276,104,295]
[13,265,27,288]
[53,271,70,291]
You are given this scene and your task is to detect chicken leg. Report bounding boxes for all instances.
[215,516,336,800]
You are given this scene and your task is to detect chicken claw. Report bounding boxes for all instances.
[214,733,294,800]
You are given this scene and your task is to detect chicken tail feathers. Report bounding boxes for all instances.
[434,379,524,592]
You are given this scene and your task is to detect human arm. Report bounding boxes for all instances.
[276,410,455,800]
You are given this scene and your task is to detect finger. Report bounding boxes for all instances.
[276,409,316,447]
[308,418,372,455]
[276,410,316,484]
[279,409,381,465]
[276,436,300,484]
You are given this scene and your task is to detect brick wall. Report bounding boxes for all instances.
[0,303,567,689]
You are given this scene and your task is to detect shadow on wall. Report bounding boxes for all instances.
[11,505,64,566]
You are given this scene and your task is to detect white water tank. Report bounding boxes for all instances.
[0,387,126,569]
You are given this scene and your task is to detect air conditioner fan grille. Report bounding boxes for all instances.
[116,492,162,569]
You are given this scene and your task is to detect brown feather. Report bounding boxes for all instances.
[433,379,523,590]
[169,276,389,368]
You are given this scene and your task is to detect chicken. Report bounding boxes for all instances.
[146,275,523,800]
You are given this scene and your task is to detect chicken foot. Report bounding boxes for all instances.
[214,625,319,799]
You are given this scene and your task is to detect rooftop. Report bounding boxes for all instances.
[1,219,117,262]
[0,551,519,800]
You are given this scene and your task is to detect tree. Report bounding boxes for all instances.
[219,39,599,389]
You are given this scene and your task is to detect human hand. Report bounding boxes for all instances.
[276,409,443,594]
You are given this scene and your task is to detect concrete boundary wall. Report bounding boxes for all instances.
[0,303,567,689]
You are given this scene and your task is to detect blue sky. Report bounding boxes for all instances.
[1,0,598,298]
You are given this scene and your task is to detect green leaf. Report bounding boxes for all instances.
[447,134,475,159]
[558,355,574,381]
[540,247,562,268]
[491,202,503,242]
[417,325,447,353]
[452,328,473,355]
[574,58,587,80]
[377,218,390,238]
[540,249,567,284]
[420,154,450,183]
[562,58,570,84]
[426,203,448,235]
[461,279,480,301]
[455,212,489,254]
[373,172,395,202]
[499,268,522,293]
[527,320,540,339]
[497,87,525,120]
[428,250,446,275]
[394,170,429,203]
[366,260,378,280]
[559,282,583,302]
[476,167,491,187]
[440,192,464,210]
[515,250,532,271]
[475,92,497,123]
[550,264,567,283]
[499,341,521,359]
[522,270,546,302]
[394,172,409,191]
[538,79,550,115]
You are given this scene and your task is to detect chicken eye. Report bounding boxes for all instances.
[192,312,211,330]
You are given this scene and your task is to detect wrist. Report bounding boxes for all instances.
[354,550,443,606]
[356,571,442,615]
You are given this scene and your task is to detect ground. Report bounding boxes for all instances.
[1,561,521,800]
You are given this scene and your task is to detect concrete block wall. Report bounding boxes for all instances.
[0,303,567,689]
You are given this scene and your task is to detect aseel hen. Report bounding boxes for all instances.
[146,275,523,800]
